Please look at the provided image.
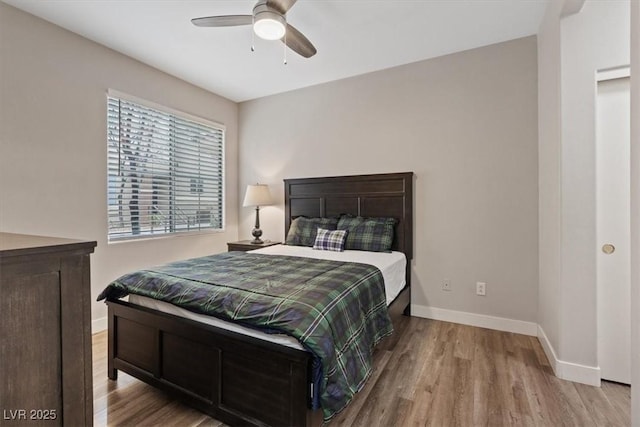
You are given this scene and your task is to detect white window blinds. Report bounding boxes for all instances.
[107,95,224,241]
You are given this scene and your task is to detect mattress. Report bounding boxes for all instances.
[129,244,407,350]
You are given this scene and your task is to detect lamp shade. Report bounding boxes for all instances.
[243,184,273,207]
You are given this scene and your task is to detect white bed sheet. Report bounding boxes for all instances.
[129,245,407,350]
[252,244,406,305]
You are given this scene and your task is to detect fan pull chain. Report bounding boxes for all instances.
[283,31,287,65]
[251,16,255,52]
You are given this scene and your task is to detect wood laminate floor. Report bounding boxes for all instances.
[93,317,630,426]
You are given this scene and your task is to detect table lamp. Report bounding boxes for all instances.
[243,184,273,244]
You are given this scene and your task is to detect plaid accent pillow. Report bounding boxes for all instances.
[337,215,396,252]
[285,217,338,247]
[313,228,348,252]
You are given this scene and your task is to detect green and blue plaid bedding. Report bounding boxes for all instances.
[313,228,348,251]
[338,216,396,252]
[97,251,392,421]
[285,216,338,247]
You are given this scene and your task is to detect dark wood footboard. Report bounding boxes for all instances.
[107,299,316,427]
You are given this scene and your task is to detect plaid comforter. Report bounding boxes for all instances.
[97,252,393,420]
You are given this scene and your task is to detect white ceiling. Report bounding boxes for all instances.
[2,0,549,102]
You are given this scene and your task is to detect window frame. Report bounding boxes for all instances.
[106,89,226,243]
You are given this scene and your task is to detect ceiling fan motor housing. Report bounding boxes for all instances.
[253,3,286,40]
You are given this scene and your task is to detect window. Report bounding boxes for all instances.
[107,93,224,241]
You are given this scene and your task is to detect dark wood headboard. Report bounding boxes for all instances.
[284,172,414,260]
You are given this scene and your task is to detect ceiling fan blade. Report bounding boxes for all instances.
[283,23,316,58]
[266,0,298,14]
[191,15,253,27]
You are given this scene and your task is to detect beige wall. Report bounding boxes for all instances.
[239,37,539,323]
[537,0,563,360]
[0,3,239,327]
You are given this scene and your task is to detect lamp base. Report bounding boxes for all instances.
[251,228,263,244]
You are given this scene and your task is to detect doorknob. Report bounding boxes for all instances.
[602,244,615,254]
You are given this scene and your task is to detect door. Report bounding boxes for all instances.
[596,76,630,384]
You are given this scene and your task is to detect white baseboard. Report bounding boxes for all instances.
[558,361,601,386]
[411,304,538,336]
[92,316,107,334]
[537,325,601,386]
[537,324,559,375]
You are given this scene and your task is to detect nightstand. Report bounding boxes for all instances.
[227,240,281,252]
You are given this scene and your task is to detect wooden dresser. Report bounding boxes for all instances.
[0,233,96,426]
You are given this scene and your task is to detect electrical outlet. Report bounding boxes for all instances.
[476,282,486,296]
[442,279,451,291]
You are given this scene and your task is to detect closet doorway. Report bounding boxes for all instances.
[596,71,630,384]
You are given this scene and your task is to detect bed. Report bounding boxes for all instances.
[103,172,414,427]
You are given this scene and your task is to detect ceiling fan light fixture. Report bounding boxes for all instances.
[192,0,316,59]
[253,11,286,40]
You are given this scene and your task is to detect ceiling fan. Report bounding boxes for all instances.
[191,0,317,59]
